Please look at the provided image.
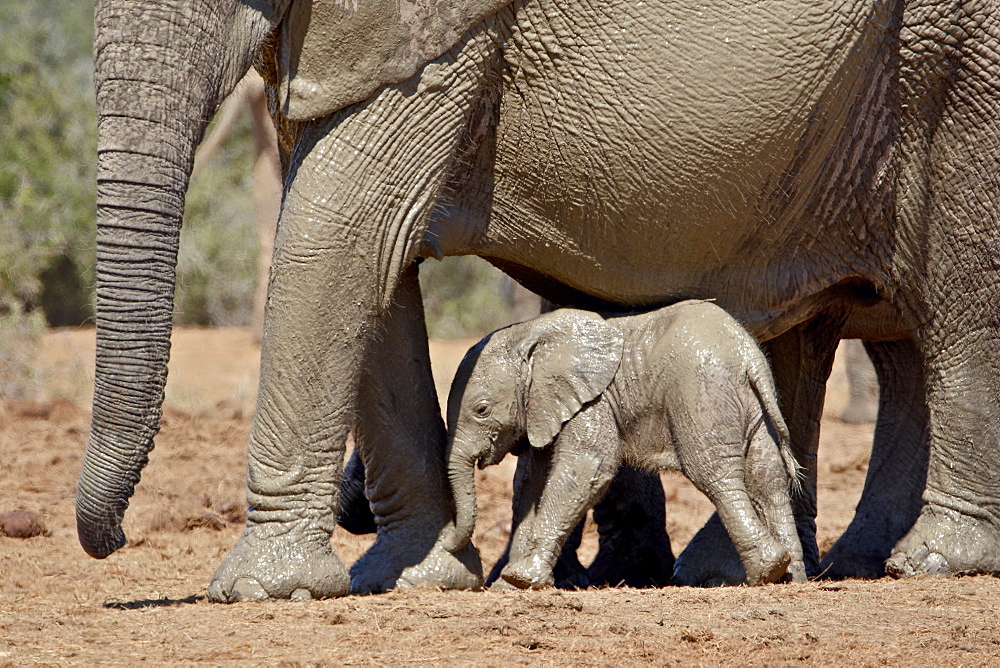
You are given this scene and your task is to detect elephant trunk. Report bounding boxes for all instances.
[443,439,481,554]
[76,0,258,558]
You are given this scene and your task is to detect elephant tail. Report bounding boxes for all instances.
[748,360,802,496]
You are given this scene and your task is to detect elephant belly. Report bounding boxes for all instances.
[471,0,898,323]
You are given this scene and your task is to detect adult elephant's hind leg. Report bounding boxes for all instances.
[885,26,1000,576]
[885,322,1000,577]
[884,271,1000,576]
[821,338,928,579]
[882,6,1000,577]
[350,266,483,593]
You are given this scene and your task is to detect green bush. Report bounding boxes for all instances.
[0,1,94,396]
[175,114,259,327]
[420,256,524,339]
[0,0,97,328]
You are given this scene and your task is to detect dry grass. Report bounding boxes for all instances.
[1,328,998,665]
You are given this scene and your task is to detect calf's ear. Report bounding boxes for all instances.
[277,0,510,120]
[522,310,624,449]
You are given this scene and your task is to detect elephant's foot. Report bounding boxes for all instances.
[742,541,792,586]
[672,514,745,586]
[885,506,1000,578]
[502,554,556,590]
[492,548,588,589]
[208,520,349,603]
[487,577,521,590]
[784,555,808,583]
[349,530,483,594]
[820,542,890,579]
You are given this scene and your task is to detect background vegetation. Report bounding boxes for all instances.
[0,1,527,396]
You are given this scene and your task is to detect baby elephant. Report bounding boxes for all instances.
[442,300,804,588]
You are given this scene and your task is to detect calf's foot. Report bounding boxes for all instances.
[742,541,792,586]
[502,554,556,590]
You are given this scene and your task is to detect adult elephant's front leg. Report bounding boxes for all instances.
[207,29,494,601]
[350,266,483,594]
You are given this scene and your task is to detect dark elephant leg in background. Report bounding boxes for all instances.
[553,521,587,588]
[821,338,928,578]
[337,448,377,535]
[587,465,674,588]
[673,316,842,585]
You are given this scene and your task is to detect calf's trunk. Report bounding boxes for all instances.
[444,443,480,554]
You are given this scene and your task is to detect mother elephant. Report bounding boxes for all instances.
[77,0,1000,600]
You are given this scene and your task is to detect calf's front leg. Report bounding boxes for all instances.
[502,401,620,589]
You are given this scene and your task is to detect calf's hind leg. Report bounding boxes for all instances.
[744,417,806,582]
[672,379,792,585]
[680,442,791,585]
[672,317,842,585]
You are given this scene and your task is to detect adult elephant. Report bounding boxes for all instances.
[77,0,1000,601]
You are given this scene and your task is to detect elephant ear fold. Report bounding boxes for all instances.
[277,0,509,121]
[523,310,624,449]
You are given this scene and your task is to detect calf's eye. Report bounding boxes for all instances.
[473,401,491,418]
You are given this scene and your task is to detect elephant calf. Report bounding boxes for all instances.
[443,300,805,588]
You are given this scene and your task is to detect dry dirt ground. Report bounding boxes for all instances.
[1,327,998,666]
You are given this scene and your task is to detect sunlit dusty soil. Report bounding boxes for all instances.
[1,328,998,665]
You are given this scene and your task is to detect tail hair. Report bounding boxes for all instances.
[748,360,802,496]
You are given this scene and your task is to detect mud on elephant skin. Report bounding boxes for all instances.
[485,463,675,590]
[444,303,806,588]
[78,0,1000,601]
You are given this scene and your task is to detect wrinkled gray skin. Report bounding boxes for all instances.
[444,303,806,588]
[78,0,1000,601]
[486,462,676,590]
